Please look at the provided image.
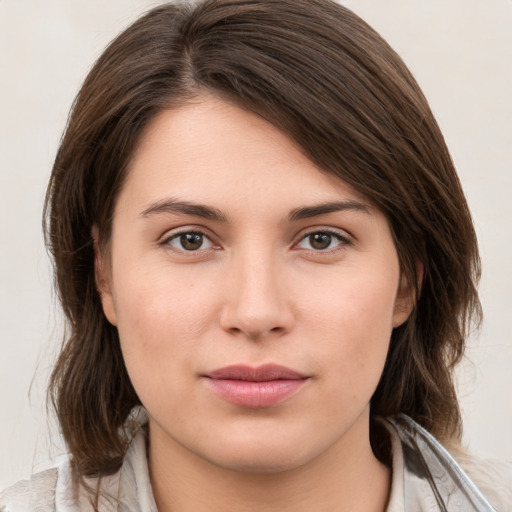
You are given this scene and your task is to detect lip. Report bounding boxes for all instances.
[203,364,309,408]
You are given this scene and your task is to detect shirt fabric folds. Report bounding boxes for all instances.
[2,411,511,511]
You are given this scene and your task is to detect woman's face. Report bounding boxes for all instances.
[97,96,413,473]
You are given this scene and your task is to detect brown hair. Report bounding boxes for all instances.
[45,0,481,477]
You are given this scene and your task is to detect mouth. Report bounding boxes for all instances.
[202,364,309,408]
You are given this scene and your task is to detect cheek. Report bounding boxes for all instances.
[110,264,219,389]
[299,267,398,388]
[302,264,398,330]
[114,262,215,335]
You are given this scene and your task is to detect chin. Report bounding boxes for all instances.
[206,447,311,474]
[194,430,325,475]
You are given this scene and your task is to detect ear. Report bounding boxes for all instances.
[392,259,424,328]
[92,225,118,326]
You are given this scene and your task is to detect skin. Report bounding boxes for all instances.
[95,95,415,512]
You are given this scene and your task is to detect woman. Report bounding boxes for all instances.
[1,0,510,510]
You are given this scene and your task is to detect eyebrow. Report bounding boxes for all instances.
[140,198,371,223]
[140,198,228,222]
[287,200,371,221]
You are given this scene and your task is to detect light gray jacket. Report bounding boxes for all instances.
[1,415,511,511]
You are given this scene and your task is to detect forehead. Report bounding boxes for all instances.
[121,95,372,217]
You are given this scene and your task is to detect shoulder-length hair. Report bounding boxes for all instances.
[45,0,481,477]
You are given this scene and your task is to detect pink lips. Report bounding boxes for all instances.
[203,364,308,408]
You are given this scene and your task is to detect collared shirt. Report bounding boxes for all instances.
[2,414,511,511]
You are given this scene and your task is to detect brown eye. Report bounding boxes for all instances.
[165,231,214,252]
[180,233,204,251]
[309,233,333,250]
[296,230,349,252]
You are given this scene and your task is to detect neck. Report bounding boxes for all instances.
[148,412,391,512]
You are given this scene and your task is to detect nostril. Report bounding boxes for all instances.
[218,286,295,340]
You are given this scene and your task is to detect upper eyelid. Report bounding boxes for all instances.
[159,226,215,243]
[294,226,353,243]
[158,225,353,248]
[292,226,354,252]
[160,229,217,254]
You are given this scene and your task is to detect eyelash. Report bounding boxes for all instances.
[160,228,351,254]
[161,230,218,253]
[295,229,351,253]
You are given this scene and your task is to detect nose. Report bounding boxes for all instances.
[219,249,295,341]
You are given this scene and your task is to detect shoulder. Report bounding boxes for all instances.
[384,415,512,511]
[0,429,152,512]
[456,451,512,512]
[0,410,151,512]
[0,468,58,512]
[0,460,121,512]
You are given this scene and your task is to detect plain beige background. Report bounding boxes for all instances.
[1,0,511,489]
